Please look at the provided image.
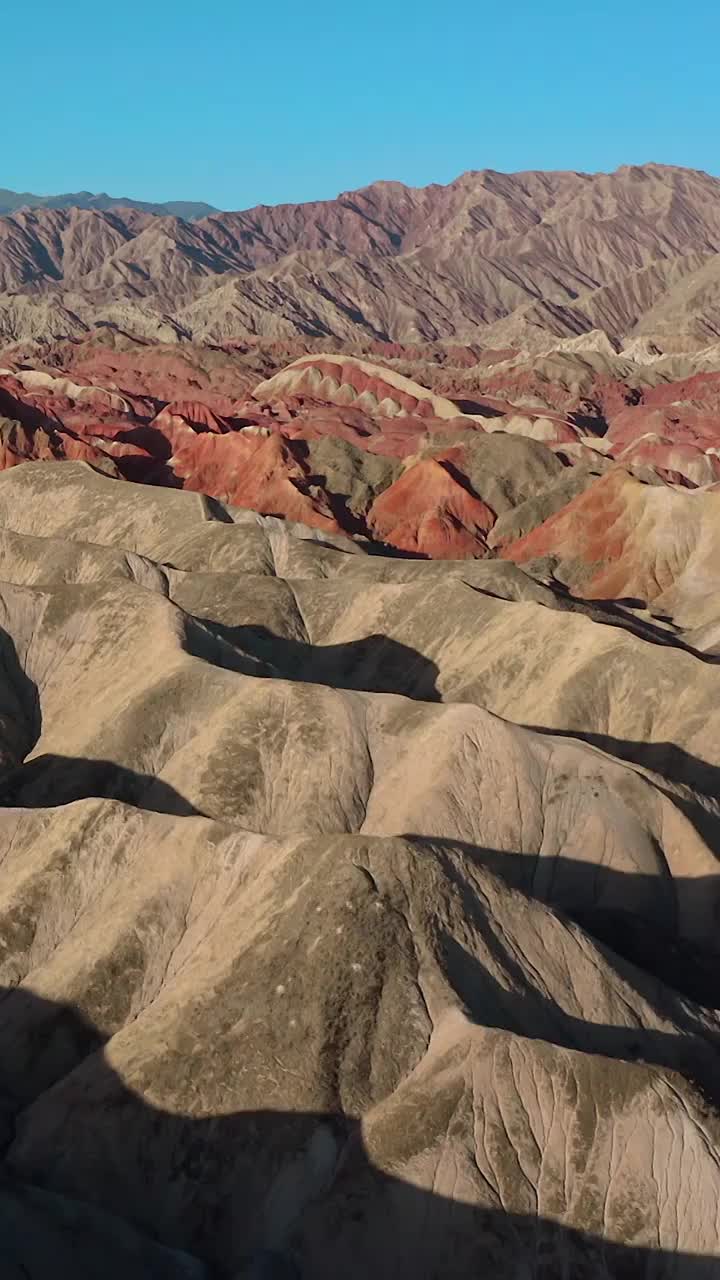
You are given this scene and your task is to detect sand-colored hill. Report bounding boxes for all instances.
[0,461,717,1272]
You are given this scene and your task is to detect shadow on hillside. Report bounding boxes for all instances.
[451,397,506,417]
[214,625,442,701]
[0,753,206,816]
[541,582,720,662]
[522,726,720,797]
[1,983,720,1277]
[0,387,62,433]
[0,621,207,814]
[402,836,720,1009]
[1,617,720,1272]
[520,725,720,857]
[437,918,720,1104]
[0,617,442,817]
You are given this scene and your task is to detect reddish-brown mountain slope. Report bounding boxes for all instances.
[4,165,720,347]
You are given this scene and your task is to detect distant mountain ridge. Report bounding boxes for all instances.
[2,164,720,347]
[0,187,217,220]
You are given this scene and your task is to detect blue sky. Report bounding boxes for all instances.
[5,0,719,210]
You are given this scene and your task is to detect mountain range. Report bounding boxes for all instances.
[2,163,720,347]
[0,187,217,219]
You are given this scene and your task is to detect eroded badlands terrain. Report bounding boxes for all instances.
[0,445,718,1275]
[1,166,720,1275]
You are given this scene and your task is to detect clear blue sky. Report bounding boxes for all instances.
[5,0,719,210]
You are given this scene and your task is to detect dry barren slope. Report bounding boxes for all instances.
[3,164,720,346]
[0,462,718,1276]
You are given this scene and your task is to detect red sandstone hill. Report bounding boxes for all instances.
[2,336,720,594]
